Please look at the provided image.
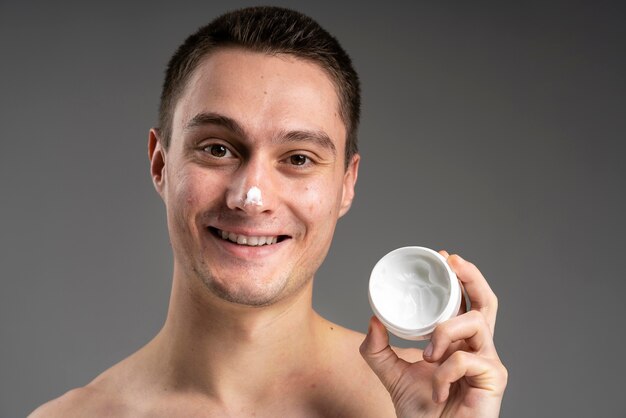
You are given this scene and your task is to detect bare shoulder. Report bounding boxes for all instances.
[28,356,139,418]
[321,318,423,365]
[28,384,127,418]
[314,318,424,417]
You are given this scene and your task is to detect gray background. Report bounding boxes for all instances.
[1,1,624,417]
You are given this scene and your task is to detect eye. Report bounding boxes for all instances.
[289,154,309,166]
[204,144,232,158]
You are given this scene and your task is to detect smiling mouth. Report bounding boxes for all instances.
[209,227,289,247]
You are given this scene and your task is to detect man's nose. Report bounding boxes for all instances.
[225,158,276,214]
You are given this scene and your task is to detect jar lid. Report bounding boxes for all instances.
[368,246,461,340]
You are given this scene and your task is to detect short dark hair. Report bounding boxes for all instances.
[157,6,360,167]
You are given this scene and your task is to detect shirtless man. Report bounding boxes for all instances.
[30,7,507,417]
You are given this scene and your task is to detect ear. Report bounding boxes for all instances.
[148,128,167,197]
[339,153,360,218]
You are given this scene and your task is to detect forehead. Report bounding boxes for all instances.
[171,48,346,149]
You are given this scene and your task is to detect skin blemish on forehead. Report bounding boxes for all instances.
[244,186,263,206]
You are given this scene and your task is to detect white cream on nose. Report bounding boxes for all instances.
[244,186,263,206]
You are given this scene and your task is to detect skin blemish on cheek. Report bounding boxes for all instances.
[244,186,263,206]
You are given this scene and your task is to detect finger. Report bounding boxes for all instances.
[447,254,498,334]
[431,351,507,404]
[360,316,409,393]
[457,282,469,315]
[439,250,468,314]
[439,250,468,315]
[422,310,496,363]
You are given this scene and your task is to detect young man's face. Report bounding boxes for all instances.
[150,49,359,307]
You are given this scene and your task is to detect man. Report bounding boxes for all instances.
[31,6,507,417]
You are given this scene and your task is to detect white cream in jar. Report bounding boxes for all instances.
[368,246,462,340]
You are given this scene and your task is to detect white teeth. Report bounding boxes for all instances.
[216,229,279,247]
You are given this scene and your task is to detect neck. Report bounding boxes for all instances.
[149,264,323,403]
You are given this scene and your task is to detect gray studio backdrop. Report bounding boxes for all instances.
[1,1,624,417]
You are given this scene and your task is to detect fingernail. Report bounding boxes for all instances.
[424,343,433,358]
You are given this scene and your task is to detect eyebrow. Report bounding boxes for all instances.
[279,129,337,156]
[184,112,246,138]
[184,111,337,156]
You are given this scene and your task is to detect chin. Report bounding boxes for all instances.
[199,270,291,307]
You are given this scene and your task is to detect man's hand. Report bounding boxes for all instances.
[360,252,508,418]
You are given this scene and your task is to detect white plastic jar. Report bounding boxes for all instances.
[368,246,462,340]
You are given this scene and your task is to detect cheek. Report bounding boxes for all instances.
[291,184,317,215]
[170,172,195,211]
[168,169,221,223]
[303,186,317,214]
[291,179,342,219]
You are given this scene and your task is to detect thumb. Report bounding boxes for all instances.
[360,316,408,393]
